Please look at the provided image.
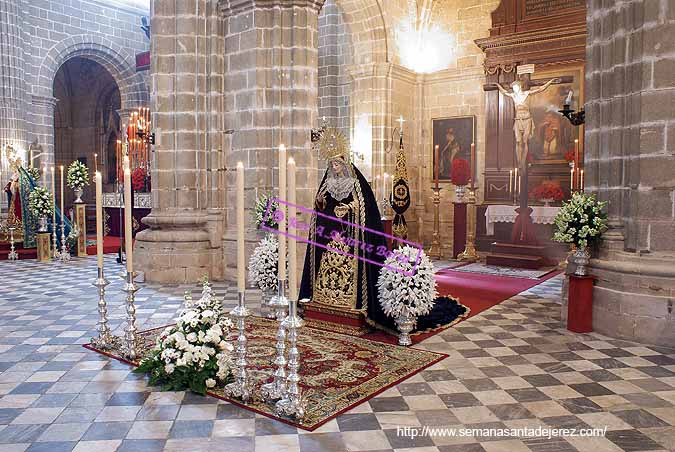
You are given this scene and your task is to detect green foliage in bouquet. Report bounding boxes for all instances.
[252,191,279,230]
[66,160,90,189]
[28,187,54,217]
[553,192,608,248]
[134,280,235,395]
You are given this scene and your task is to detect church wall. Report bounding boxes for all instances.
[19,0,150,168]
[0,0,149,217]
[586,0,675,347]
[406,0,498,250]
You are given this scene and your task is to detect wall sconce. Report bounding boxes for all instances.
[559,89,585,126]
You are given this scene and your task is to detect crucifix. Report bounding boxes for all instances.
[484,70,570,243]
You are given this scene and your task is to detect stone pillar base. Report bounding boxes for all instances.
[590,252,675,347]
[135,212,218,283]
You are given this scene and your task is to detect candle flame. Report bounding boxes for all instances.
[288,157,295,165]
[279,144,286,152]
[237,161,244,169]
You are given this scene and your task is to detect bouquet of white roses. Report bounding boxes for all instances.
[553,192,608,248]
[66,160,89,189]
[377,245,437,318]
[28,187,54,217]
[252,192,279,229]
[134,280,235,395]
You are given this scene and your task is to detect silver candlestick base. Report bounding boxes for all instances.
[224,291,252,401]
[58,224,70,262]
[7,226,18,261]
[275,298,305,419]
[269,278,289,320]
[90,267,120,351]
[52,224,58,259]
[261,279,290,401]
[122,270,141,360]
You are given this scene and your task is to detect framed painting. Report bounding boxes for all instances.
[432,116,475,182]
[528,64,584,165]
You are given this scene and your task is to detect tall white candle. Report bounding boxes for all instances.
[123,158,133,273]
[509,169,513,193]
[95,172,104,269]
[278,144,287,281]
[580,169,584,191]
[288,157,297,300]
[59,166,64,230]
[375,175,381,200]
[570,166,574,191]
[51,167,55,233]
[383,172,389,200]
[236,162,245,292]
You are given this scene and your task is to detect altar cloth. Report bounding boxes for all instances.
[485,204,560,235]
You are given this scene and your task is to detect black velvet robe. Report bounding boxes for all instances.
[299,164,465,334]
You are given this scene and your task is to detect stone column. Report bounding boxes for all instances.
[585,0,675,346]
[29,95,58,168]
[0,0,28,170]
[219,0,325,282]
[135,0,222,282]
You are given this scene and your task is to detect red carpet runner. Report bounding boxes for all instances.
[434,267,562,319]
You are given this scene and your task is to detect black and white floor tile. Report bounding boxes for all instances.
[0,256,673,451]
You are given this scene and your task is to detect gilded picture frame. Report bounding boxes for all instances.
[431,116,476,182]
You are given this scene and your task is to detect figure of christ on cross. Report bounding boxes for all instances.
[493,77,562,171]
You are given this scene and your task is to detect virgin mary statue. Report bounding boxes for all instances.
[299,128,390,333]
[299,128,468,335]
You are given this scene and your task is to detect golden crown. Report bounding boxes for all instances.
[318,127,350,163]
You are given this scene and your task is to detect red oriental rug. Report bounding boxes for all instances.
[84,316,446,431]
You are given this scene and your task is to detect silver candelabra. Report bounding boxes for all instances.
[52,221,58,259]
[122,270,141,360]
[90,267,119,351]
[58,222,70,262]
[7,226,18,261]
[275,297,305,419]
[224,291,252,401]
[261,278,289,401]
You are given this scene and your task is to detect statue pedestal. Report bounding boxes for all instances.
[453,202,467,258]
[74,202,87,257]
[36,232,51,262]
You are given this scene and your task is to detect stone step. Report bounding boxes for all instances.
[486,252,546,270]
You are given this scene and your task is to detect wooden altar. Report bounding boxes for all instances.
[474,0,586,267]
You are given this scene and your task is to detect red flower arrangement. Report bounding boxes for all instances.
[451,158,470,186]
[132,167,148,191]
[564,149,575,163]
[529,181,565,202]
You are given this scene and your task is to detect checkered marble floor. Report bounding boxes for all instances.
[0,256,674,452]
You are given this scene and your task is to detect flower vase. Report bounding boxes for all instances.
[263,289,276,319]
[73,187,84,203]
[395,315,415,346]
[573,246,591,276]
[38,216,48,232]
[541,198,553,207]
[455,185,466,202]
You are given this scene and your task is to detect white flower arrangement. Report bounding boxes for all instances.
[252,192,279,229]
[249,235,279,292]
[134,279,235,394]
[28,187,54,217]
[377,245,437,319]
[66,160,89,189]
[26,167,40,182]
[553,192,608,249]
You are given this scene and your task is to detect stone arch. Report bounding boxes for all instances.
[334,0,388,65]
[34,34,147,109]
